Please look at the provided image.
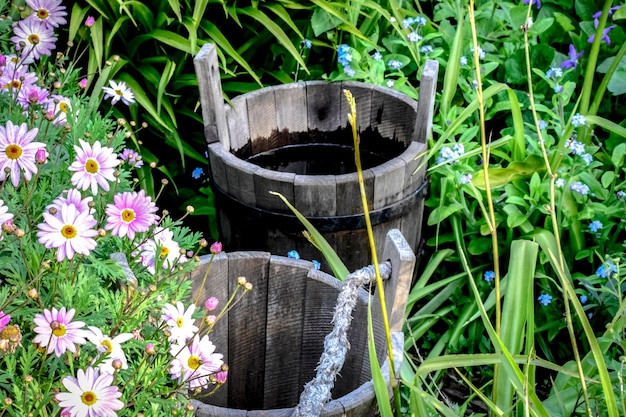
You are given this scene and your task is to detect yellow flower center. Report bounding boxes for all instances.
[61,225,77,239]
[52,324,66,337]
[81,391,97,406]
[5,144,22,160]
[160,246,169,257]
[59,102,68,113]
[28,34,40,44]
[121,209,135,223]
[187,355,201,370]
[176,317,184,328]
[85,158,99,174]
[100,339,113,353]
[114,89,124,97]
[37,9,49,19]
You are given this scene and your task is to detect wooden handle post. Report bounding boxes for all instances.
[414,59,439,144]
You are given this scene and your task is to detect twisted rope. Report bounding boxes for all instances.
[293,261,392,417]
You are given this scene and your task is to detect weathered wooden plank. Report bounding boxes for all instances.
[226,252,270,409]
[222,153,260,207]
[193,400,248,417]
[253,169,296,213]
[332,229,370,275]
[414,60,439,144]
[263,256,312,408]
[226,97,250,152]
[335,169,374,216]
[382,229,416,332]
[371,157,406,210]
[247,408,294,417]
[294,175,337,217]
[208,142,230,196]
[398,203,422,255]
[246,86,278,155]
[306,81,343,132]
[340,81,373,133]
[194,44,230,150]
[275,83,307,137]
[369,85,417,145]
[299,269,342,390]
[188,253,229,407]
[397,141,427,199]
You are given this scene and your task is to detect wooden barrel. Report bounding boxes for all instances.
[188,229,416,417]
[194,44,438,273]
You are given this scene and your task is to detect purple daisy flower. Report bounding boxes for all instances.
[25,0,67,28]
[10,19,57,64]
[45,94,72,125]
[169,334,224,389]
[56,367,124,416]
[36,203,98,262]
[0,199,14,234]
[560,44,584,69]
[47,189,94,216]
[0,121,44,188]
[33,307,89,357]
[104,190,159,240]
[17,83,50,109]
[0,311,10,332]
[0,64,38,92]
[69,139,119,195]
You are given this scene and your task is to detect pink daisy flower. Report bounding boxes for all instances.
[137,227,185,274]
[56,367,124,417]
[104,190,158,240]
[119,148,143,168]
[0,311,10,332]
[47,189,94,217]
[0,121,45,188]
[25,0,67,28]
[86,327,134,375]
[0,199,14,227]
[17,83,50,109]
[45,94,72,125]
[169,334,224,389]
[69,139,119,195]
[36,203,98,262]
[0,64,38,92]
[161,302,198,344]
[10,19,57,64]
[33,307,88,357]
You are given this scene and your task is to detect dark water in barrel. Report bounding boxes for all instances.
[246,143,392,175]
[241,127,406,175]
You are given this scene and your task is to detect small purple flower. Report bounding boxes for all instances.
[484,271,495,282]
[581,153,593,165]
[85,16,95,27]
[204,297,219,311]
[554,84,563,93]
[343,66,356,77]
[570,181,590,196]
[589,220,603,233]
[191,167,204,179]
[593,6,622,27]
[388,60,403,70]
[588,25,616,45]
[617,190,626,199]
[537,293,552,306]
[407,32,422,42]
[522,0,541,9]
[561,44,584,69]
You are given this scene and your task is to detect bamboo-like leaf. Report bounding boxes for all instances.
[146,29,193,54]
[265,3,305,39]
[105,15,131,59]
[494,240,538,411]
[506,88,525,161]
[586,114,626,138]
[116,74,172,132]
[167,0,182,22]
[68,3,89,43]
[472,155,545,190]
[269,192,349,281]
[90,16,104,71]
[412,248,456,290]
[157,60,176,114]
[237,7,308,71]
[440,8,464,119]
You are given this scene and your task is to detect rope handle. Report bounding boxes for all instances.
[293,261,392,417]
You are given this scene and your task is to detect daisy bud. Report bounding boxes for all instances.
[205,315,217,325]
[59,67,66,74]
[85,16,95,27]
[193,256,201,262]
[145,343,155,354]
[50,320,60,330]
[179,248,186,255]
[4,166,11,174]
[78,78,88,89]
[53,82,61,89]
[24,375,33,383]
[67,41,74,47]
[161,178,168,185]
[124,131,131,138]
[237,277,247,286]
[106,60,112,66]
[2,221,13,233]
[117,118,126,125]
[162,209,169,216]
[35,148,47,164]
[148,284,157,292]
[245,282,253,291]
[186,250,194,258]
[15,229,25,238]
[204,297,219,311]
[112,359,123,370]
[84,132,91,138]
[130,120,136,127]
[98,228,106,237]
[28,288,38,299]
[48,207,57,215]
[186,404,194,411]
[186,205,194,214]
[0,339,8,351]
[199,238,208,248]
[142,122,148,128]
[113,55,120,62]
[4,397,12,406]
[216,370,228,384]
[210,241,222,254]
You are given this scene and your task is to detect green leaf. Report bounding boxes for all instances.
[601,171,615,189]
[269,192,349,281]
[367,303,393,417]
[472,155,545,190]
[553,12,576,32]
[311,6,342,36]
[146,29,193,54]
[586,115,626,138]
[68,3,89,43]
[167,0,182,22]
[427,203,464,226]
[611,142,626,168]
[530,17,554,35]
[607,67,626,95]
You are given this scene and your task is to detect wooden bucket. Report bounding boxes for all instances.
[189,229,416,417]
[194,44,438,272]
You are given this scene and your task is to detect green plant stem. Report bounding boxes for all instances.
[344,89,400,416]
[521,6,592,414]
[468,0,500,334]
